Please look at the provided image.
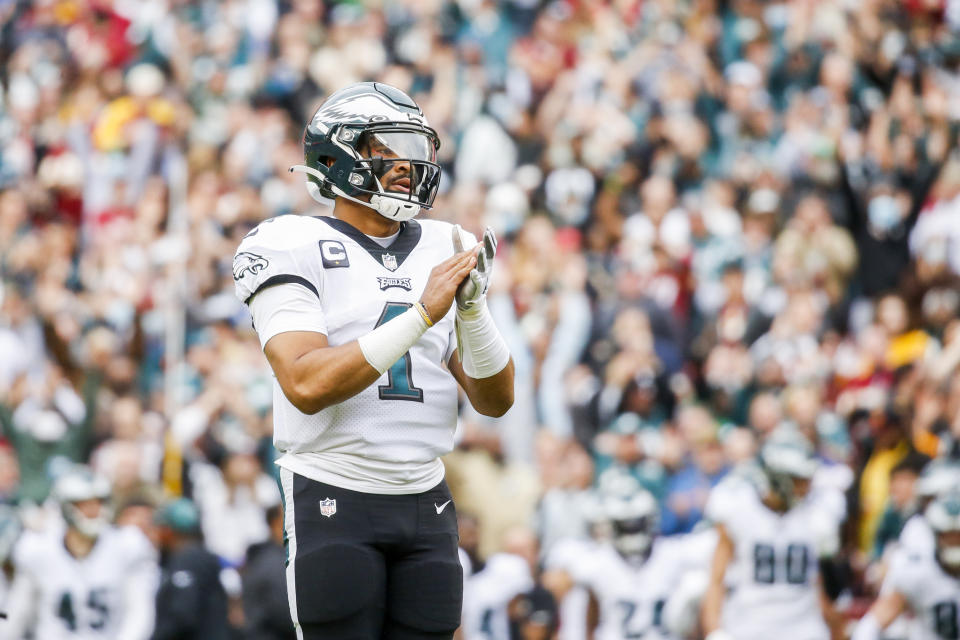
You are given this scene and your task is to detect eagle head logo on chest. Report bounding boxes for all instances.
[377,276,412,291]
[381,252,398,271]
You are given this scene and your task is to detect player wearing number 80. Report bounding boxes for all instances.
[701,429,845,640]
[233,82,514,640]
[1,465,158,640]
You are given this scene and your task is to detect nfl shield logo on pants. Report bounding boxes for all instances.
[319,498,337,518]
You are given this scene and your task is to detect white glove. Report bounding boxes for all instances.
[705,630,736,640]
[452,224,496,310]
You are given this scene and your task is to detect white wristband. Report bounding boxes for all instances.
[357,306,428,375]
[455,299,510,379]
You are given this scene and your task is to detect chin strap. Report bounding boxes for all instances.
[289,165,420,221]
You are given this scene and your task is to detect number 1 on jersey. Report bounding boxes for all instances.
[375,302,424,402]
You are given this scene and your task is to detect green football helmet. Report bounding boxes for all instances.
[290,82,441,222]
[52,465,112,539]
[756,428,818,509]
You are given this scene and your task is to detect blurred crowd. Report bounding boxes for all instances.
[0,0,959,637]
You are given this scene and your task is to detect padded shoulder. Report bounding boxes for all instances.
[704,473,755,529]
[233,215,330,304]
[11,528,50,572]
[417,218,478,254]
[113,525,158,564]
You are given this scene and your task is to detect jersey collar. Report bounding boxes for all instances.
[317,216,422,270]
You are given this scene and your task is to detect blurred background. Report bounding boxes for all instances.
[0,0,959,638]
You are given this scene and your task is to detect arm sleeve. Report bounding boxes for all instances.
[249,283,328,349]
[880,548,915,598]
[2,544,38,640]
[704,481,736,529]
[116,554,159,640]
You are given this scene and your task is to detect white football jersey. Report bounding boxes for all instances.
[0,571,8,619]
[4,525,157,640]
[570,535,714,640]
[545,537,602,640]
[234,214,469,494]
[899,514,936,559]
[705,476,838,640]
[886,548,960,640]
[461,553,533,640]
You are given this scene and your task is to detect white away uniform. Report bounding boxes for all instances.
[562,534,711,640]
[885,549,960,640]
[461,553,533,640]
[234,214,470,493]
[545,537,602,640]
[705,476,840,640]
[899,514,936,559]
[2,525,157,640]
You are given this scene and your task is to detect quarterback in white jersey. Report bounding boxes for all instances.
[236,82,513,640]
[2,467,157,640]
[853,491,960,640]
[702,430,844,640]
[236,211,477,492]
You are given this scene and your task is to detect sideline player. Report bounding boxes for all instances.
[543,481,713,640]
[1,465,157,640]
[852,490,960,640]
[701,430,845,640]
[233,82,514,640]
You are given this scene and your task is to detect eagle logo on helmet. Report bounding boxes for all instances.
[233,252,269,281]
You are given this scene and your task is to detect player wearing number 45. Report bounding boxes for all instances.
[233,82,514,640]
[1,465,158,640]
[701,429,846,640]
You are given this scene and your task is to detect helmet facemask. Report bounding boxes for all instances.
[926,492,960,573]
[611,515,656,565]
[53,466,113,540]
[758,430,817,510]
[296,121,441,222]
[601,487,659,565]
[63,498,113,539]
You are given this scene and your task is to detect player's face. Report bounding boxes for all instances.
[73,498,105,520]
[363,132,436,195]
[791,476,811,501]
[938,530,960,573]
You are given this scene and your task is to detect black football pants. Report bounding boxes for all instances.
[278,469,463,640]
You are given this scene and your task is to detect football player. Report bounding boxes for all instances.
[0,504,21,615]
[895,459,960,560]
[852,490,960,640]
[544,481,709,640]
[234,82,514,640]
[460,526,538,640]
[701,429,844,640]
[2,466,157,640]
